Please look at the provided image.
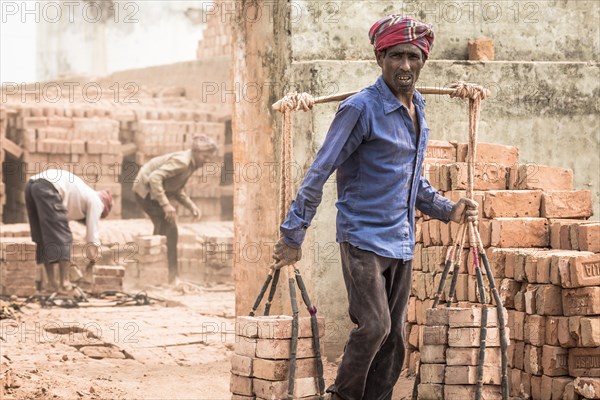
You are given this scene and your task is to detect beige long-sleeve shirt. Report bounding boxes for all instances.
[30,169,103,246]
[132,149,197,209]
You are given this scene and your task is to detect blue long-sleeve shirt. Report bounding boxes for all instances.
[280,76,454,260]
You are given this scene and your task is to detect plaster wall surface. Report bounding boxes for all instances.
[291,0,600,62]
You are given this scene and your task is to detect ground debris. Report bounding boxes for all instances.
[0,298,22,320]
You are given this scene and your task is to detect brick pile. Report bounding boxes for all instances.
[417,307,508,400]
[123,235,169,288]
[409,141,600,400]
[0,220,233,292]
[2,105,122,222]
[178,221,234,284]
[84,265,125,294]
[231,315,325,399]
[0,237,37,296]
[196,0,232,60]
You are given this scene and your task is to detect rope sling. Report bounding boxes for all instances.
[254,82,507,400]
[248,91,326,400]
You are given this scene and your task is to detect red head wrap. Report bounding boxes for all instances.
[97,190,113,219]
[369,16,434,58]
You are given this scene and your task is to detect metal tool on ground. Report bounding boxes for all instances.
[23,288,157,308]
[271,83,508,400]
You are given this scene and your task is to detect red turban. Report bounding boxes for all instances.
[97,190,113,219]
[369,16,434,57]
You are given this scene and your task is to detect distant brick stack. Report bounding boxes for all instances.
[124,235,169,288]
[84,265,125,294]
[196,0,232,60]
[408,141,600,400]
[417,307,508,400]
[0,237,37,296]
[2,105,122,222]
[0,223,30,238]
[178,222,234,284]
[231,315,325,399]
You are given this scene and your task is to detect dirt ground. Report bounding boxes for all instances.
[1,283,414,400]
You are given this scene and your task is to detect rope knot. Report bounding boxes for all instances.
[279,92,315,112]
[449,81,491,101]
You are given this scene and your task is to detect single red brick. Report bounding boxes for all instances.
[510,164,573,191]
[578,223,600,253]
[483,190,541,218]
[468,38,495,61]
[542,345,569,376]
[447,162,507,191]
[568,347,600,377]
[425,140,456,161]
[524,345,543,376]
[541,191,593,218]
[573,377,600,398]
[562,287,600,316]
[456,142,517,166]
[490,218,549,248]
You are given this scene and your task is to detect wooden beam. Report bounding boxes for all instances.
[1,138,23,159]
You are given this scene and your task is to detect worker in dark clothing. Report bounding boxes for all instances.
[133,135,218,283]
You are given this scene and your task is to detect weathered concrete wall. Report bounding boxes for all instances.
[232,1,302,318]
[291,0,600,62]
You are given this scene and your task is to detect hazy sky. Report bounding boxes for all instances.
[1,0,207,84]
[1,1,38,84]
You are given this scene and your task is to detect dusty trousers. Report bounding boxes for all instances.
[135,194,178,281]
[334,242,413,400]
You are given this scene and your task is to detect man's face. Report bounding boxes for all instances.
[192,149,215,166]
[376,43,425,97]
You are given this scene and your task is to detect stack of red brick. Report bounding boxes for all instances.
[123,235,169,288]
[418,307,508,400]
[196,0,232,60]
[408,141,600,400]
[2,105,122,221]
[0,237,37,296]
[82,265,126,294]
[231,315,325,399]
[178,221,234,284]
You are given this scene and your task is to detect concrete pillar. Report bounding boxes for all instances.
[232,0,292,317]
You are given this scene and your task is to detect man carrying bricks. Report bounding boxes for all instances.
[133,135,217,283]
[25,169,113,292]
[272,16,478,400]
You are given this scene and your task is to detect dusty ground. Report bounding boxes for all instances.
[1,283,414,400]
